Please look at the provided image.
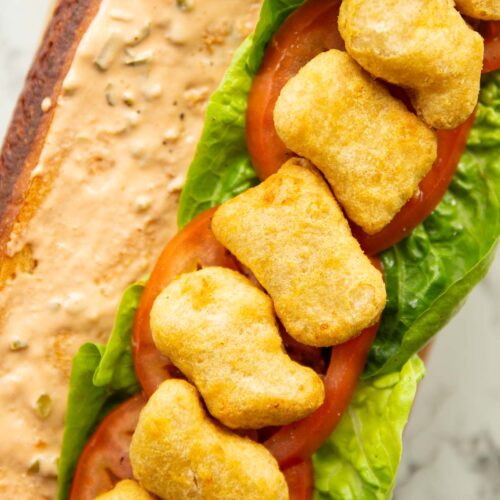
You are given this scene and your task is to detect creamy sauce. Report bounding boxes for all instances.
[0,0,260,497]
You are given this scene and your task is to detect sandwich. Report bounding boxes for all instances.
[1,0,499,499]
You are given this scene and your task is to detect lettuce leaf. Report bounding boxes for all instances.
[57,283,143,500]
[179,0,499,376]
[177,0,305,228]
[313,356,425,500]
[59,0,498,497]
[365,75,500,377]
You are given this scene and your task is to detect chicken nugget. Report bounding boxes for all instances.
[274,50,437,234]
[151,267,324,429]
[455,0,500,20]
[339,0,484,129]
[130,380,289,500]
[212,159,386,347]
[96,480,153,499]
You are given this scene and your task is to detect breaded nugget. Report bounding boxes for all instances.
[455,0,500,20]
[95,480,152,499]
[212,159,386,347]
[151,267,324,429]
[130,380,289,500]
[274,50,437,234]
[339,0,484,129]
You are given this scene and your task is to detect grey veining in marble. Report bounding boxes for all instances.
[1,1,499,499]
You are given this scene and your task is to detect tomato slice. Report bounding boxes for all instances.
[132,207,240,397]
[70,395,145,500]
[247,0,344,179]
[351,110,475,254]
[484,21,500,73]
[264,256,382,468]
[133,207,326,396]
[133,209,381,471]
[264,322,378,469]
[70,394,313,498]
[247,0,480,255]
[283,459,315,500]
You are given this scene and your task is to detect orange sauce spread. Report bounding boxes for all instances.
[0,0,261,497]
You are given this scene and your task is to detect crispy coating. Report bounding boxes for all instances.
[151,267,324,429]
[455,0,500,19]
[274,50,437,234]
[130,380,289,500]
[212,159,386,347]
[338,0,484,129]
[95,480,153,500]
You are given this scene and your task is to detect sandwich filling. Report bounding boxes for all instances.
[0,0,260,497]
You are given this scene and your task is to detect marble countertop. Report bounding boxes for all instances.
[1,1,499,498]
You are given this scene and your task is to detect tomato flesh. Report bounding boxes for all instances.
[70,395,145,500]
[74,1,500,495]
[351,110,475,253]
[247,0,482,255]
[483,21,500,73]
[132,207,240,397]
[264,322,378,469]
[71,393,313,498]
[133,209,382,469]
[283,459,315,500]
[247,0,344,179]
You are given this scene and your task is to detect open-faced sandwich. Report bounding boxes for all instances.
[1,0,499,499]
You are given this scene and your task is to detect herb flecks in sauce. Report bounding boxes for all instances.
[0,1,260,497]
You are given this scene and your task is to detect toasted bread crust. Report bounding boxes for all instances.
[0,0,101,253]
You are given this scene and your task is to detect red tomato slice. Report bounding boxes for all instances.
[264,256,382,468]
[247,0,344,178]
[70,394,313,498]
[70,395,145,500]
[283,459,315,500]
[247,0,480,255]
[351,111,475,254]
[133,207,240,397]
[484,21,500,73]
[264,322,378,469]
[133,207,325,397]
[133,210,381,472]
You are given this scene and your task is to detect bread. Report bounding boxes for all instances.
[0,1,260,497]
[0,0,100,286]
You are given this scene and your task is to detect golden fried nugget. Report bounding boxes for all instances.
[95,480,153,500]
[130,380,289,500]
[212,159,386,347]
[274,50,437,234]
[339,0,484,129]
[455,0,500,20]
[151,267,324,429]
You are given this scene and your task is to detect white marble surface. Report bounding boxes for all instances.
[1,1,499,498]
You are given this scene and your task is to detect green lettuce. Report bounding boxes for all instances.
[177,0,305,228]
[59,0,498,498]
[179,1,499,376]
[313,356,425,500]
[57,283,143,500]
[365,75,500,376]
